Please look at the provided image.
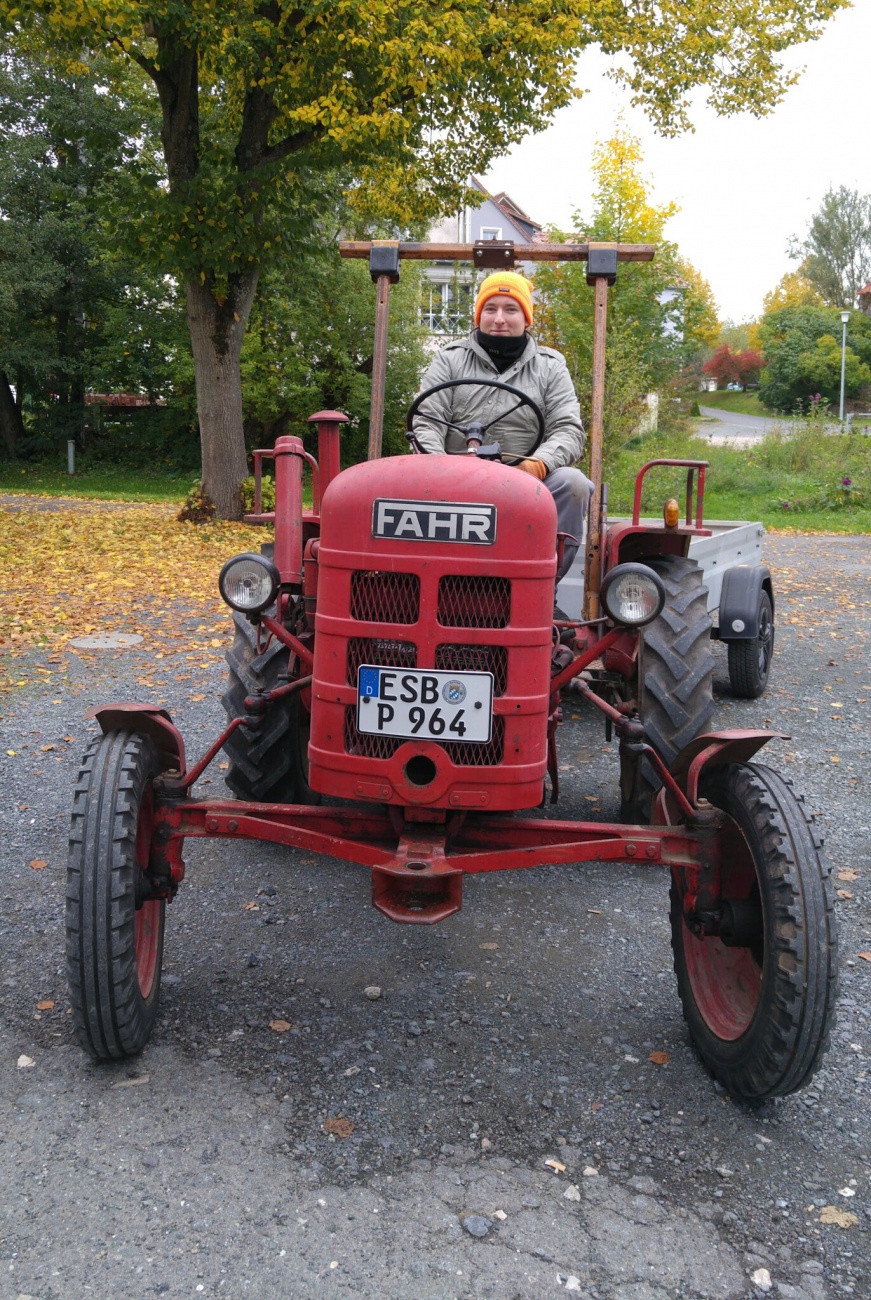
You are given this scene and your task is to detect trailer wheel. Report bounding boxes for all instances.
[727,589,774,699]
[66,731,165,1060]
[671,763,838,1100]
[620,556,714,822]
[221,611,319,804]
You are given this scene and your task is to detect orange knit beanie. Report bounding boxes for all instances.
[474,272,534,326]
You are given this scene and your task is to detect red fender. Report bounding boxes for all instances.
[85,702,186,775]
[653,729,788,824]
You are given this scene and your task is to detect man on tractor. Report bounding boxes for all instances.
[412,270,593,581]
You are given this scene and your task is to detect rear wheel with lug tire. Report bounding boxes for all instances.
[671,762,838,1100]
[620,555,714,822]
[66,731,165,1060]
[727,589,774,699]
[221,610,319,804]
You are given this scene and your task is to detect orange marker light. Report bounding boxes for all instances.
[664,498,680,528]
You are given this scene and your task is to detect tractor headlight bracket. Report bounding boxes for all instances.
[218,553,281,615]
[600,563,666,628]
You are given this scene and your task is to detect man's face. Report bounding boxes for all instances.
[479,296,527,337]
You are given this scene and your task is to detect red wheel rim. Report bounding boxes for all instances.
[682,814,763,1041]
[135,901,161,999]
[134,783,159,999]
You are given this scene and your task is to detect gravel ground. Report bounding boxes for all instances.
[0,533,869,1300]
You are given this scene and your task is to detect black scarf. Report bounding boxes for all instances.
[475,329,529,374]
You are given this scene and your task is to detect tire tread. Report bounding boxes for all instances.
[671,761,838,1100]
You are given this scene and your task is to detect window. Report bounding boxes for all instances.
[421,281,474,335]
[479,227,502,241]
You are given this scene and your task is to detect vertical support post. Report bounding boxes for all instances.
[368,275,392,461]
[308,410,349,509]
[583,272,611,620]
[67,439,75,475]
[367,242,401,461]
[272,436,305,585]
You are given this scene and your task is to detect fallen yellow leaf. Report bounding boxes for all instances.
[837,869,859,882]
[649,1051,669,1066]
[819,1205,858,1228]
[269,1019,291,1033]
[36,1000,55,1011]
[858,952,871,963]
[479,942,498,950]
[29,859,47,870]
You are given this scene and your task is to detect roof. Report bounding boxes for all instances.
[470,177,543,241]
[86,393,165,408]
[858,281,871,298]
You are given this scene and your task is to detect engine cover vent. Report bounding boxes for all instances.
[351,571,420,624]
[437,575,510,628]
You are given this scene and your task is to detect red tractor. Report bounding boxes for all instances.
[67,240,837,1103]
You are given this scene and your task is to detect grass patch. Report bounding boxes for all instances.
[0,459,200,503]
[696,391,774,418]
[607,422,871,532]
[4,423,870,535]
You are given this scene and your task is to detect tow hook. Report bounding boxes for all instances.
[241,691,269,732]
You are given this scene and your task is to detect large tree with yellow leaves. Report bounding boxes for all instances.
[1,0,847,515]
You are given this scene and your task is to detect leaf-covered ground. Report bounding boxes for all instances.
[0,496,267,693]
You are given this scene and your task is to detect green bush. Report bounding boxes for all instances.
[240,474,276,513]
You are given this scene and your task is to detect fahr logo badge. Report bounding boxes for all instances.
[372,499,496,544]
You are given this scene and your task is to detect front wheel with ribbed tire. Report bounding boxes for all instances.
[728,588,774,699]
[671,762,838,1100]
[620,555,715,823]
[221,611,319,804]
[66,731,165,1060]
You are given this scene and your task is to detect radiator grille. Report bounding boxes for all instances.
[344,710,401,760]
[442,716,504,766]
[344,710,504,766]
[437,575,510,628]
[351,571,420,624]
[347,637,417,685]
[435,643,508,696]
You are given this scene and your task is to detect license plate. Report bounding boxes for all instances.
[356,666,493,743]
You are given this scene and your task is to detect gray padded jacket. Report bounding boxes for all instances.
[412,333,584,473]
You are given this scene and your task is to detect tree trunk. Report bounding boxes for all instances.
[185,274,258,520]
[0,370,23,456]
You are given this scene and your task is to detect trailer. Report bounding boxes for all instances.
[558,516,774,700]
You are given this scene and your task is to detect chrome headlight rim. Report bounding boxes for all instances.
[600,562,666,628]
[218,552,281,614]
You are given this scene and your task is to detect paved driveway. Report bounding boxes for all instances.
[1,533,869,1299]
[696,406,791,447]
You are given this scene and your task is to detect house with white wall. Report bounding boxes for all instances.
[422,178,543,335]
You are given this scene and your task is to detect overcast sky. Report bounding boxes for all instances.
[480,3,869,325]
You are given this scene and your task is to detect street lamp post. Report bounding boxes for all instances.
[839,310,851,422]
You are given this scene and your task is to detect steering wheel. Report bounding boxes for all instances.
[406,378,545,462]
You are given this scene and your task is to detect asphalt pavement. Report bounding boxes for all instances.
[696,408,788,447]
[1,533,869,1300]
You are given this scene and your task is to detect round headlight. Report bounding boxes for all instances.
[218,553,280,613]
[600,563,666,627]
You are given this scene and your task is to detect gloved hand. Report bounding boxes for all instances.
[518,458,547,480]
